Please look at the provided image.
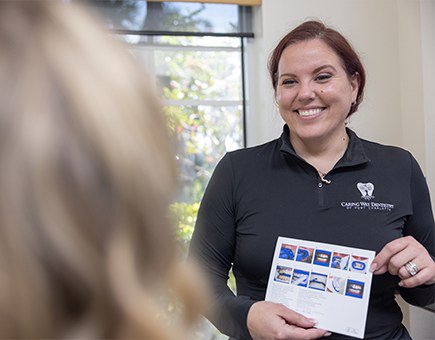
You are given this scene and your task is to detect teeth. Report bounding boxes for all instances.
[298,108,323,116]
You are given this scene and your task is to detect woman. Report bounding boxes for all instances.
[190,20,435,339]
[0,2,206,339]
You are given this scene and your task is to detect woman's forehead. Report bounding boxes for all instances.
[278,39,343,74]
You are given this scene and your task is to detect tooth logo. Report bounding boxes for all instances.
[357,182,374,200]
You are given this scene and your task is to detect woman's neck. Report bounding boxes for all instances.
[291,131,349,176]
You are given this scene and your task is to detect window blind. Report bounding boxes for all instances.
[88,1,255,37]
[147,0,261,6]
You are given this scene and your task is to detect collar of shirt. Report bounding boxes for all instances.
[278,124,370,170]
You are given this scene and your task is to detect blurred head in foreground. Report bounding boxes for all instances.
[0,1,205,339]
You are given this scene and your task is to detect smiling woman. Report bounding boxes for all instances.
[189,19,435,340]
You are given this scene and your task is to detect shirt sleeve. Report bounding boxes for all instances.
[399,153,435,306]
[189,153,256,339]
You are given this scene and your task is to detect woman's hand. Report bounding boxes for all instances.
[247,301,331,340]
[370,236,435,287]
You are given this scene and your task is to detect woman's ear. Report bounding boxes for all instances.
[351,72,360,101]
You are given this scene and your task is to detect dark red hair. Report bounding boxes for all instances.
[268,20,366,117]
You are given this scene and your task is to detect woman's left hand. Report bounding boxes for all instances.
[370,236,435,287]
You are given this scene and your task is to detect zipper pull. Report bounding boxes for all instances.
[320,175,331,184]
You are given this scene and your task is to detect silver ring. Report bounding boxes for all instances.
[405,261,419,276]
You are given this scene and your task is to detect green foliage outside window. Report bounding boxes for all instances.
[158,36,243,248]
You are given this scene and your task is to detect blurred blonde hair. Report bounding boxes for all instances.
[0,1,206,339]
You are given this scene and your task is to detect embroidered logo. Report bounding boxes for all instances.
[340,181,395,212]
[357,182,374,200]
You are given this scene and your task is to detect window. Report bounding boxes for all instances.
[131,34,245,249]
[87,1,253,252]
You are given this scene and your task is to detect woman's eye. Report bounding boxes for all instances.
[281,79,296,86]
[316,74,332,82]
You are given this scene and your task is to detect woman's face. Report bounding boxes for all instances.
[276,39,359,145]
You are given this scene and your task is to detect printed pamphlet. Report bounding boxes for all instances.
[265,236,375,339]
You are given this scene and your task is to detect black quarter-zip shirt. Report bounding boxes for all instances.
[190,125,435,340]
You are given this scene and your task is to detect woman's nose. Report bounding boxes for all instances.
[297,82,316,102]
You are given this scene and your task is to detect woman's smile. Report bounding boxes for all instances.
[296,107,326,117]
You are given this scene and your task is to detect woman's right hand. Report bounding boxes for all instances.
[247,301,331,340]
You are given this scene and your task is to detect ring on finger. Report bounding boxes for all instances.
[405,261,419,276]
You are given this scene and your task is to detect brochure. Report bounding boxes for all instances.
[265,236,375,339]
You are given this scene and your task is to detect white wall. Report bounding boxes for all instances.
[421,0,435,209]
[246,0,435,338]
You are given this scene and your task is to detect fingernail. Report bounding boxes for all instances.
[369,262,377,272]
[308,318,317,325]
[398,281,403,287]
[324,332,332,337]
